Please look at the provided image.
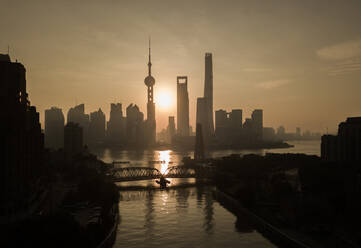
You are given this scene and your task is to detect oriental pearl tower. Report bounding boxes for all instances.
[144,38,156,145]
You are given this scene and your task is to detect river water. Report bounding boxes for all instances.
[92,140,320,248]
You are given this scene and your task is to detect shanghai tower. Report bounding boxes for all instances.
[204,53,214,136]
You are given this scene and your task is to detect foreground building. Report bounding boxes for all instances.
[0,54,44,221]
[64,122,83,161]
[322,117,361,162]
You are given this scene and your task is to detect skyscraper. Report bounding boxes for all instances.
[89,108,106,144]
[204,53,214,136]
[67,104,90,144]
[144,39,156,145]
[251,109,263,141]
[126,104,144,146]
[45,107,65,149]
[196,97,208,134]
[177,76,189,136]
[167,116,176,142]
[106,103,126,145]
[229,109,242,129]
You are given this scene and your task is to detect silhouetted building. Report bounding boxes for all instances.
[251,109,263,141]
[277,126,286,140]
[194,123,205,161]
[1,55,44,219]
[204,53,214,137]
[196,97,208,138]
[230,109,242,130]
[106,103,126,145]
[144,39,156,146]
[167,116,176,143]
[263,127,276,142]
[126,104,144,146]
[177,76,189,136]
[321,135,338,161]
[321,117,361,162]
[215,109,243,143]
[215,109,228,138]
[45,107,64,149]
[89,108,106,144]
[338,117,361,161]
[67,104,89,144]
[242,118,255,142]
[64,122,83,160]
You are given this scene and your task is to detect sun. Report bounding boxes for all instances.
[156,90,172,109]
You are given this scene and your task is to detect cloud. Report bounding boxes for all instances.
[316,39,361,60]
[256,79,290,89]
[326,57,361,76]
[316,38,361,75]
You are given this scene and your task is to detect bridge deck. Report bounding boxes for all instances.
[110,165,215,182]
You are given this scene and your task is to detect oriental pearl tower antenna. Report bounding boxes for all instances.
[144,37,156,145]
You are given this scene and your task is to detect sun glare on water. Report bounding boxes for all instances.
[159,150,170,174]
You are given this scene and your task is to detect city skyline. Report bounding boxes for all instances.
[1,0,361,133]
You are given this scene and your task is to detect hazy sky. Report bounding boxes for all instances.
[1,0,361,133]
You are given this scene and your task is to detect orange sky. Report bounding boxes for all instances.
[1,0,361,133]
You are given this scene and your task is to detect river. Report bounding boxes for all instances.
[91,140,320,248]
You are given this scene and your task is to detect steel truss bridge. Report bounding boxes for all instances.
[109,165,215,182]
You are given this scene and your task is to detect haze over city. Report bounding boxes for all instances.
[2,0,361,132]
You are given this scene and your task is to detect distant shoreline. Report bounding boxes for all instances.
[89,141,293,152]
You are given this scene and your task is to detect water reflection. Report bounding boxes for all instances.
[203,190,214,234]
[158,150,170,174]
[115,187,277,248]
[144,191,155,241]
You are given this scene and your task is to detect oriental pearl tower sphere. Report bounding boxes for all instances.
[144,38,156,145]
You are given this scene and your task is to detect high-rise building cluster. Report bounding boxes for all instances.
[321,117,361,162]
[1,54,44,218]
[44,102,151,149]
[44,40,158,149]
[215,108,263,145]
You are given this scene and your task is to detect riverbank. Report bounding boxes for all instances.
[212,153,361,248]
[88,141,293,152]
[2,152,120,248]
[214,189,312,248]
